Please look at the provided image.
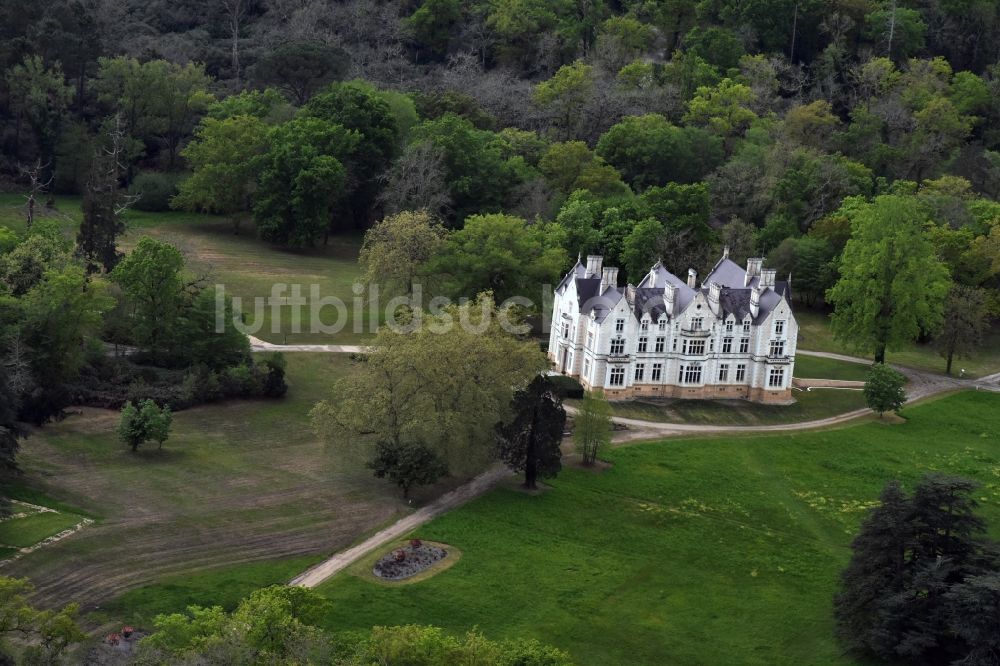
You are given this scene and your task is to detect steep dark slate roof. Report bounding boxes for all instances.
[704,258,748,288]
[632,288,667,321]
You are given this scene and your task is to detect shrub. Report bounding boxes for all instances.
[548,374,584,399]
[129,172,181,212]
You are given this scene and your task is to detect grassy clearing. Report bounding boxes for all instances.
[796,309,1000,378]
[793,354,871,382]
[315,391,1000,666]
[594,386,867,426]
[5,353,407,609]
[0,194,377,345]
[0,511,84,549]
[91,555,321,627]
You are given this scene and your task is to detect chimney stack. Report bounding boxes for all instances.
[760,268,776,289]
[750,286,761,319]
[664,284,678,316]
[601,266,619,293]
[745,257,763,286]
[723,245,730,259]
[708,282,721,316]
[648,269,657,288]
[687,268,697,288]
[586,255,603,278]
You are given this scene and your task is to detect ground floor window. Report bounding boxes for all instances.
[679,365,702,384]
[735,364,747,382]
[609,367,625,386]
[651,363,662,381]
[634,363,645,381]
[718,364,729,381]
[584,359,591,376]
[769,367,785,387]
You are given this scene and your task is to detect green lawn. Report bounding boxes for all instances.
[315,391,1000,666]
[596,385,867,426]
[793,354,871,382]
[0,194,378,345]
[92,555,321,627]
[0,511,84,549]
[796,309,1000,378]
[5,354,410,609]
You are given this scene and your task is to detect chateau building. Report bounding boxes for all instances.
[548,252,798,403]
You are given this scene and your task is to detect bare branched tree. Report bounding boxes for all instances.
[377,141,452,217]
[18,158,52,231]
[222,0,248,86]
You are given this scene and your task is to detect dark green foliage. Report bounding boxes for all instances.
[253,42,350,105]
[368,439,448,498]
[548,374,584,400]
[0,368,22,471]
[495,375,565,490]
[128,171,180,212]
[863,364,907,416]
[835,475,1000,664]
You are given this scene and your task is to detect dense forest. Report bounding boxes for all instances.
[3,0,1000,462]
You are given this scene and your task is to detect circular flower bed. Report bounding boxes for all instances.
[372,539,448,580]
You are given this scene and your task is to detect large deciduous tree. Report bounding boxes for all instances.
[253,41,350,105]
[432,213,568,303]
[932,284,989,375]
[826,195,950,363]
[253,117,358,247]
[311,295,547,477]
[359,210,447,299]
[495,375,565,490]
[171,115,270,231]
[109,237,185,358]
[367,439,448,498]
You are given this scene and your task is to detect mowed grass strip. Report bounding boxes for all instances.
[796,309,1000,379]
[600,385,867,426]
[315,391,1000,666]
[793,354,871,382]
[0,511,84,548]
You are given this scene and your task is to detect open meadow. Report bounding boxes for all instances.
[313,391,1000,666]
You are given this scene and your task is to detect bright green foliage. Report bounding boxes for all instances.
[110,237,185,356]
[0,234,69,297]
[596,114,724,190]
[533,61,595,140]
[434,213,568,302]
[368,439,448,498]
[207,88,291,122]
[574,390,611,466]
[253,117,358,246]
[172,115,270,225]
[142,586,332,662]
[863,363,906,416]
[683,78,758,150]
[359,210,447,298]
[538,141,629,197]
[826,195,950,362]
[343,625,573,665]
[4,55,74,158]
[0,576,84,663]
[19,265,112,386]
[863,4,927,60]
[312,295,548,476]
[117,399,173,452]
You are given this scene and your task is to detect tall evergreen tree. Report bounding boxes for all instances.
[495,375,565,490]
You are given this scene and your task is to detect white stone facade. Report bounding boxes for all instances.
[548,253,798,403]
